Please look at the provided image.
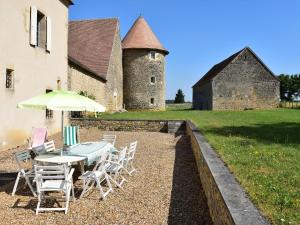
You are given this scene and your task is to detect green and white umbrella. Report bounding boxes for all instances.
[18,90,105,154]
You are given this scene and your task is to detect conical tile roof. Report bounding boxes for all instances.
[122,16,169,54]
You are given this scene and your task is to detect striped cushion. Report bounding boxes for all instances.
[64,126,78,146]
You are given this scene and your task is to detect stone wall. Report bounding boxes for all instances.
[186,121,270,225]
[68,62,106,105]
[212,49,280,110]
[193,81,213,110]
[70,118,186,134]
[105,24,123,111]
[123,49,166,111]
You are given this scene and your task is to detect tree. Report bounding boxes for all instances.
[174,89,185,103]
[278,74,300,101]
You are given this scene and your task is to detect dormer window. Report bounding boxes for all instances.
[149,51,156,60]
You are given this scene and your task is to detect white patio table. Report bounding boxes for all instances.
[34,154,86,173]
[34,141,115,173]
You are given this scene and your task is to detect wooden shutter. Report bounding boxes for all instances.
[30,6,37,46]
[46,16,52,52]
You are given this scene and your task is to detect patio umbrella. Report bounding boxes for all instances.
[18,90,106,154]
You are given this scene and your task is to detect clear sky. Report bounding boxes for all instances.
[69,0,300,101]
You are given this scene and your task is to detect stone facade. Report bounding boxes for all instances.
[105,27,123,111]
[68,23,123,111]
[193,48,280,110]
[68,62,106,105]
[123,49,166,110]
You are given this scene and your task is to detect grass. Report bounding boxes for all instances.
[100,105,300,225]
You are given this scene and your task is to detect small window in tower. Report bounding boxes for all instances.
[149,51,156,60]
[6,69,14,89]
[150,76,156,84]
[150,98,155,105]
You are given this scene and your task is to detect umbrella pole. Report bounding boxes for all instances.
[61,111,64,156]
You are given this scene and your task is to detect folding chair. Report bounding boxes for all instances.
[12,150,36,197]
[79,151,113,200]
[101,134,116,146]
[106,147,127,188]
[34,164,75,214]
[43,140,56,152]
[64,126,80,146]
[124,141,138,175]
[27,127,47,150]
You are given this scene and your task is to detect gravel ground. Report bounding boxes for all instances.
[0,129,213,225]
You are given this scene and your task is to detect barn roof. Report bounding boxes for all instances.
[192,47,279,88]
[68,18,119,80]
[122,16,169,55]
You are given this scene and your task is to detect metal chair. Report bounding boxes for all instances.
[34,164,75,214]
[12,150,36,197]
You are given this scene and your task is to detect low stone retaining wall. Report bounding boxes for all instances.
[70,118,185,134]
[186,121,270,225]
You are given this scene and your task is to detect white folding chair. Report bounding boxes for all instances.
[106,147,127,189]
[43,140,56,152]
[124,141,138,175]
[79,151,113,200]
[101,134,116,146]
[34,164,75,215]
[12,150,36,197]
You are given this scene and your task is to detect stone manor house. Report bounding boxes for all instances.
[0,1,168,149]
[193,47,280,110]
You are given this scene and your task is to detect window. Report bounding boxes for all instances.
[5,69,14,89]
[150,98,155,105]
[37,11,46,49]
[46,89,53,119]
[149,51,156,60]
[150,76,156,84]
[30,6,51,52]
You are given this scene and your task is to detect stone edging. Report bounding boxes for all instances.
[186,120,270,225]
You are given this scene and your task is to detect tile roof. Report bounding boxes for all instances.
[68,18,119,80]
[122,16,169,55]
[192,47,278,87]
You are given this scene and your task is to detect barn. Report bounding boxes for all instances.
[192,47,280,110]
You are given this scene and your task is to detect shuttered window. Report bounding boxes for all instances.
[30,6,51,52]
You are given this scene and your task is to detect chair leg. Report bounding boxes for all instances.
[65,189,70,214]
[95,178,105,200]
[12,172,21,196]
[24,176,37,197]
[36,193,41,215]
[71,179,75,202]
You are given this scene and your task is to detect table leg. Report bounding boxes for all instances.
[79,160,85,174]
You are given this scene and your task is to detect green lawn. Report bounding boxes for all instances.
[101,106,300,225]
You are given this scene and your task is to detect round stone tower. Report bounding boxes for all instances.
[122,16,169,111]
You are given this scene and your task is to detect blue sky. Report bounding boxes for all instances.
[70,0,300,101]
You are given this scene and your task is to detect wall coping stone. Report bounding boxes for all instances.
[186,120,270,225]
[71,118,185,123]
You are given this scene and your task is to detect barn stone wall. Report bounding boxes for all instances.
[193,81,212,110]
[123,49,166,111]
[105,25,123,111]
[212,49,280,110]
[68,62,106,105]
[68,26,123,112]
